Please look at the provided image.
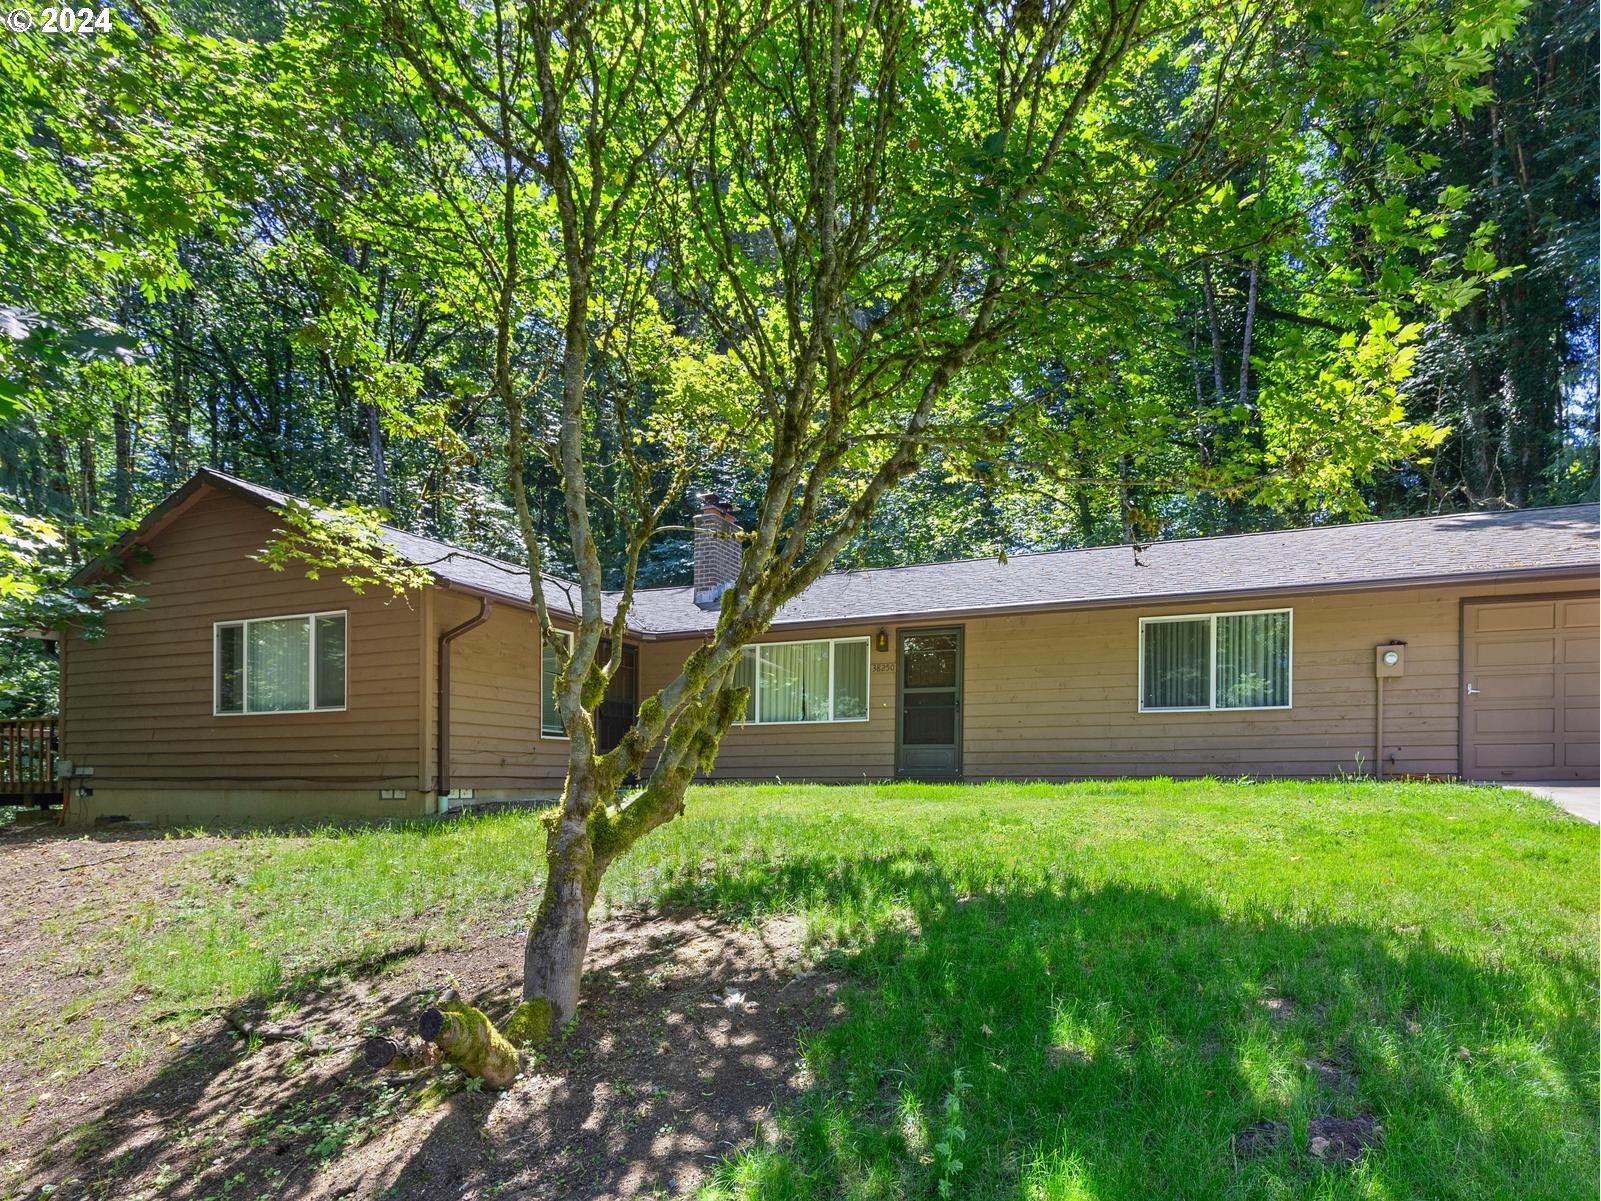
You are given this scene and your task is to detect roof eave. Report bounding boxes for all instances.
[635,562,1600,640]
[433,578,616,629]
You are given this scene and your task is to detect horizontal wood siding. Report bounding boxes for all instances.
[635,577,1596,782]
[61,488,424,790]
[433,593,568,792]
[639,623,897,782]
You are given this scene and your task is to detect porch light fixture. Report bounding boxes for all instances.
[875,627,890,653]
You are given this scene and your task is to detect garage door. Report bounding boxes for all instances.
[1462,596,1598,782]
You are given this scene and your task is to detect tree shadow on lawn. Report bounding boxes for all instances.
[26,854,1598,1201]
[24,909,829,1201]
[659,853,1597,1201]
[21,946,461,1200]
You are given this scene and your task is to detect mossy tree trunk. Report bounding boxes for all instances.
[521,801,599,1027]
[520,681,746,1030]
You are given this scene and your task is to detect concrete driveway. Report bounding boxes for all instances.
[1508,782,1600,824]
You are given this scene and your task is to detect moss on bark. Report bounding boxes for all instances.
[419,995,522,1089]
[503,998,554,1047]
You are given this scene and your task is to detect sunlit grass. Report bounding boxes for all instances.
[103,778,1597,1199]
[126,811,549,1007]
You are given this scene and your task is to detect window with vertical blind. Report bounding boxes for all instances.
[1139,609,1291,711]
[732,637,870,724]
[214,611,346,714]
[541,630,573,738]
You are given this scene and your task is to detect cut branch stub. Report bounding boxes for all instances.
[418,1007,446,1042]
[361,1034,441,1073]
[363,1035,400,1068]
[418,997,523,1090]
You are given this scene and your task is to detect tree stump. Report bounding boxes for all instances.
[417,991,522,1090]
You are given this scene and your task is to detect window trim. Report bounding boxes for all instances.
[735,635,871,726]
[213,609,348,717]
[1137,607,1293,713]
[540,628,574,740]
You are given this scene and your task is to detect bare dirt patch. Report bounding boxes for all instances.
[1305,1113,1383,1164]
[1255,995,1296,1024]
[1230,1119,1287,1161]
[0,819,233,1166]
[1302,1055,1357,1096]
[3,822,839,1201]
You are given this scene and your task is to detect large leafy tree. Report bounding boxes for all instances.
[258,0,1525,1033]
[1396,0,1598,508]
[0,12,247,689]
[5,1,1585,605]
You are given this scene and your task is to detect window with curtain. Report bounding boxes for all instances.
[214,611,346,714]
[541,630,572,737]
[732,637,870,724]
[1139,609,1290,711]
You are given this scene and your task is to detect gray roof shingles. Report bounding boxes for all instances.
[195,469,1597,639]
[624,503,1598,635]
[194,469,596,620]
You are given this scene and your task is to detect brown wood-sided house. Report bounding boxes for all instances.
[50,469,1598,826]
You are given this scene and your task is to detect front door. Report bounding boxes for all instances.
[897,627,962,779]
[1462,596,1598,781]
[596,645,638,755]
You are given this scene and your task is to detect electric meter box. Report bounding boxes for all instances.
[1375,643,1406,678]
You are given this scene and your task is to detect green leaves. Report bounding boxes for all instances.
[0,492,138,639]
[1253,309,1446,513]
[256,501,433,598]
[1,0,1563,613]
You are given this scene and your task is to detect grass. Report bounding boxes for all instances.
[110,779,1598,1198]
[125,814,544,1005]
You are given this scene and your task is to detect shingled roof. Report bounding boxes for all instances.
[625,503,1599,635]
[179,469,1597,638]
[168,469,600,621]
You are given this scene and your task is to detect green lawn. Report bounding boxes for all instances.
[129,780,1597,1200]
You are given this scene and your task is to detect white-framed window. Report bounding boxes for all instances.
[1138,608,1292,712]
[732,636,870,724]
[214,611,347,715]
[541,629,573,738]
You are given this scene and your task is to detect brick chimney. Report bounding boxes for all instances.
[692,492,741,609]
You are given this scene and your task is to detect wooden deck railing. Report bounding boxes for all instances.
[1,718,58,798]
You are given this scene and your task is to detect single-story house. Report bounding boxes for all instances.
[50,468,1598,825]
